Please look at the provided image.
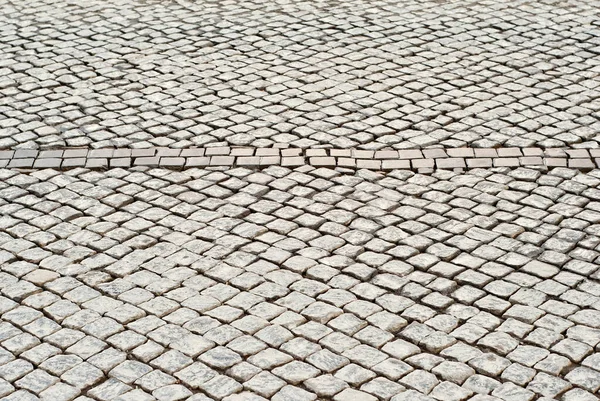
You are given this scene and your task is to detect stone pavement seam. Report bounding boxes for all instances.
[2,147,600,172]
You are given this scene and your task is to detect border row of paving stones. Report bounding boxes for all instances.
[1,147,600,171]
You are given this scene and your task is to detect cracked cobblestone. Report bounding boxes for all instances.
[0,165,599,400]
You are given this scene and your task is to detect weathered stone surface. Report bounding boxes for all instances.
[0,165,599,401]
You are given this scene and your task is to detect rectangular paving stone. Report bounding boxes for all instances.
[0,159,8,168]
[494,158,520,167]
[39,150,63,158]
[330,149,352,157]
[63,149,88,158]
[437,158,466,169]
[447,148,474,158]
[310,157,336,166]
[281,156,305,167]
[132,149,155,157]
[260,156,280,165]
[399,150,423,159]
[156,148,181,157]
[356,159,381,169]
[382,159,410,170]
[566,149,589,158]
[474,148,498,158]
[307,149,327,157]
[590,149,600,158]
[569,158,595,169]
[113,149,132,158]
[186,157,210,167]
[545,158,567,167]
[88,149,113,158]
[86,158,108,169]
[412,159,434,168]
[210,156,235,166]
[467,158,492,168]
[236,156,260,166]
[337,158,356,168]
[256,149,280,156]
[497,148,522,157]
[352,150,374,159]
[374,150,399,159]
[423,149,447,159]
[134,156,160,167]
[7,158,34,168]
[0,150,14,159]
[62,158,86,168]
[110,158,131,168]
[520,157,543,165]
[160,157,185,167]
[34,158,62,168]
[2,146,587,175]
[13,149,38,159]
[229,148,253,156]
[181,148,206,157]
[205,147,230,156]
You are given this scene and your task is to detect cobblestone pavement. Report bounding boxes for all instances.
[2,0,600,400]
[1,0,600,150]
[0,165,599,400]
[4,145,600,171]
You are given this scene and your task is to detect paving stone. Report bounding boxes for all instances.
[501,363,536,387]
[62,362,104,389]
[199,375,243,399]
[305,349,349,372]
[400,370,439,395]
[431,361,475,385]
[564,366,600,392]
[335,363,377,386]
[39,382,81,401]
[526,372,572,398]
[463,374,501,395]
[429,381,472,401]
[87,378,131,400]
[0,164,599,401]
[135,370,177,392]
[243,371,286,398]
[14,369,59,394]
[109,360,152,384]
[561,388,599,401]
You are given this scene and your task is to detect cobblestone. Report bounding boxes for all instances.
[0,165,598,398]
[0,0,599,151]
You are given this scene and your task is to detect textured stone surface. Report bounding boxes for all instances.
[0,0,599,151]
[1,2,600,399]
[0,165,599,400]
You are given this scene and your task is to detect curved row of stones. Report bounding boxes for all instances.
[0,165,598,401]
[1,0,599,151]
